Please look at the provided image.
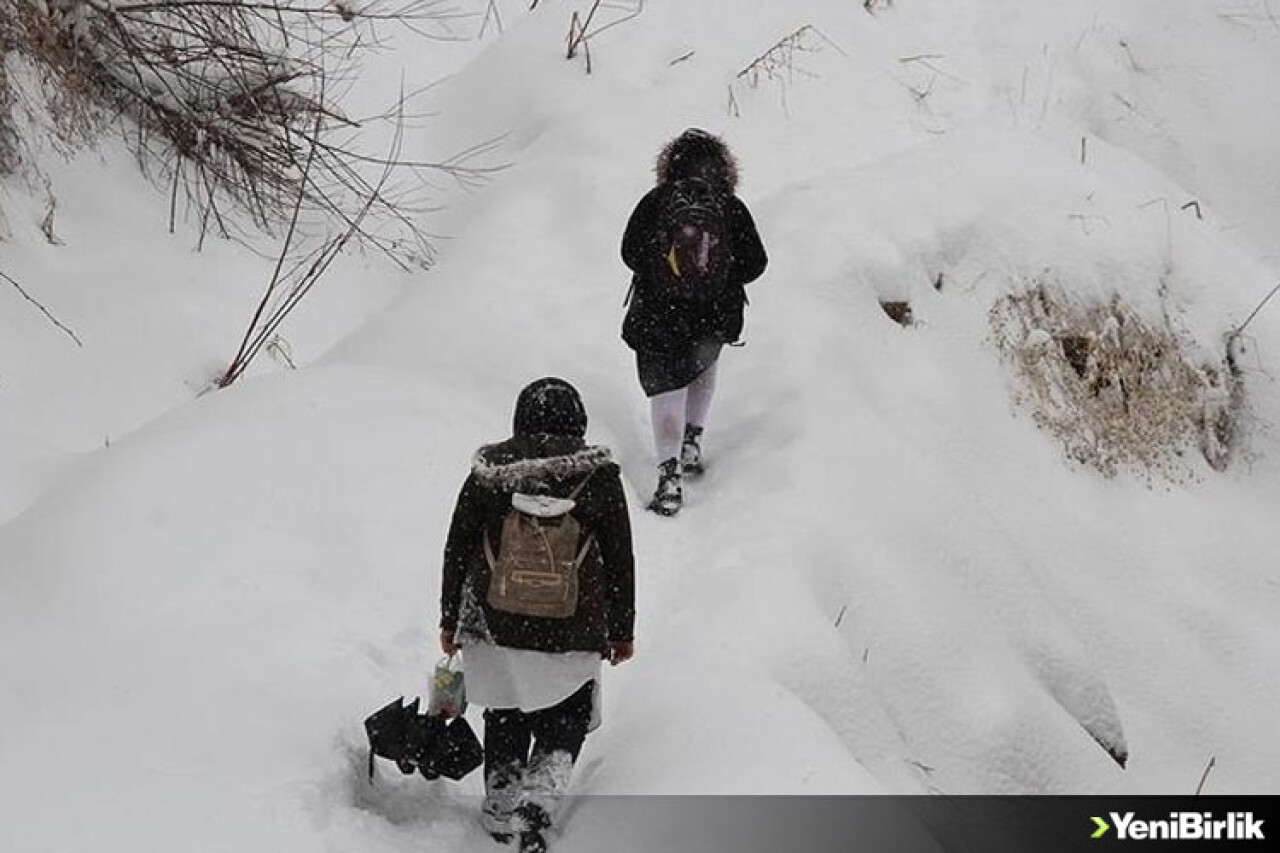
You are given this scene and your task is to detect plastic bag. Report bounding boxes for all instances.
[427,654,467,719]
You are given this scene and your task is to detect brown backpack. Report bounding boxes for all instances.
[483,477,594,619]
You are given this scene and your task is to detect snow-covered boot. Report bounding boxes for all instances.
[514,803,551,853]
[481,803,514,845]
[512,748,572,851]
[680,424,705,476]
[647,457,682,516]
[481,765,522,844]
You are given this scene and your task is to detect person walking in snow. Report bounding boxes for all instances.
[621,128,768,516]
[438,377,635,853]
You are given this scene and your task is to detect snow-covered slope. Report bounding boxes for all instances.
[3,1,1280,851]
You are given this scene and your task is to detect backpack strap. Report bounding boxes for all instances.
[482,527,498,572]
[574,531,597,570]
[567,470,598,563]
[567,469,595,500]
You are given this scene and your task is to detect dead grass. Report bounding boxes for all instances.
[990,276,1242,481]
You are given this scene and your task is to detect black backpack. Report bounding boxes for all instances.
[652,177,731,301]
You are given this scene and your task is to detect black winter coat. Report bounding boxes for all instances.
[620,184,768,354]
[439,434,635,654]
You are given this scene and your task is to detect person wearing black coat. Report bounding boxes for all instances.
[621,128,768,516]
[438,377,635,849]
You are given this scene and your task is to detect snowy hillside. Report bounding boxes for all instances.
[3,1,1280,851]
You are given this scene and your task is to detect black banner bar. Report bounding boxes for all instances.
[528,796,1280,852]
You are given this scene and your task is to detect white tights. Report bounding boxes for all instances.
[649,361,718,463]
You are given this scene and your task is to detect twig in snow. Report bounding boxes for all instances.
[1118,39,1145,72]
[1138,197,1174,262]
[833,604,848,628]
[1181,199,1202,220]
[266,334,297,368]
[566,1,602,63]
[1,268,84,347]
[730,24,843,117]
[736,25,842,89]
[906,75,936,103]
[582,0,645,42]
[1226,281,1280,378]
[1231,281,1280,338]
[479,0,503,38]
[1073,15,1100,54]
[1195,755,1216,795]
[898,53,966,85]
[40,196,63,245]
[669,50,695,66]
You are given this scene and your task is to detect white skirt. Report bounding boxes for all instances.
[462,641,602,718]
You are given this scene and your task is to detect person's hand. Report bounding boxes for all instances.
[607,640,634,666]
[440,628,458,656]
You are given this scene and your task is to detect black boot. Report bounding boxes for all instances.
[647,458,682,516]
[680,424,705,476]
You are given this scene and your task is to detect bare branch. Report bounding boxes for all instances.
[3,0,501,267]
[1,268,84,347]
[217,84,411,386]
[1231,281,1280,338]
[217,107,323,388]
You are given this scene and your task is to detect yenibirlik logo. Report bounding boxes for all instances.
[1091,812,1265,842]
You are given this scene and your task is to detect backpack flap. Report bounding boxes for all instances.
[483,477,595,619]
[511,492,577,517]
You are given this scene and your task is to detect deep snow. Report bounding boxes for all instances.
[3,1,1280,851]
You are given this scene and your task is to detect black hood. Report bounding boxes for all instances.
[512,377,587,439]
[655,128,739,190]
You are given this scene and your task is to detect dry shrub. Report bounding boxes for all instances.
[0,1,491,265]
[1,1,105,169]
[990,277,1242,480]
[0,1,24,174]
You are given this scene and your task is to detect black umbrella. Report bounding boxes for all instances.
[364,697,483,782]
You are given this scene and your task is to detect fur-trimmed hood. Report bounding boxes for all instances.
[471,436,614,493]
[655,128,739,190]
